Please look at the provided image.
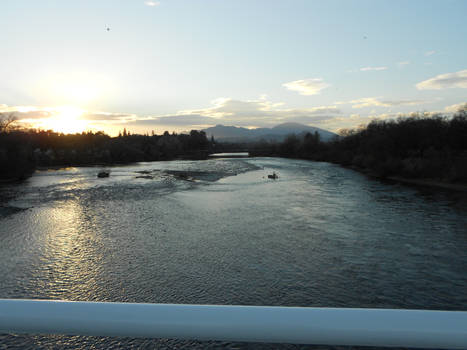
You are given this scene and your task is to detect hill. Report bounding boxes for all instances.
[203,123,337,142]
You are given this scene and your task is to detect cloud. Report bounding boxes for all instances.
[182,98,285,120]
[183,98,339,119]
[444,102,467,113]
[283,78,330,96]
[124,97,342,130]
[128,114,217,126]
[379,99,427,107]
[350,97,386,108]
[144,1,160,6]
[416,69,467,90]
[305,106,341,115]
[0,106,54,120]
[80,111,136,122]
[0,106,136,123]
[12,110,53,120]
[360,66,388,71]
[397,61,410,67]
[279,115,341,125]
[336,97,427,109]
[425,50,436,56]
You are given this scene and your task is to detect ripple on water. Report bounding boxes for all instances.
[0,157,466,349]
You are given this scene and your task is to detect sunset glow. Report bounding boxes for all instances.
[1,1,466,135]
[43,107,88,134]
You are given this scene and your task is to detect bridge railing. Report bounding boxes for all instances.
[1,299,466,349]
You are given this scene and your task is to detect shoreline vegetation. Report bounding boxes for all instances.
[1,110,466,191]
[247,110,467,191]
[387,177,467,192]
[0,125,212,181]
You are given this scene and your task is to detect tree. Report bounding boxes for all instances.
[302,131,320,155]
[280,134,300,156]
[0,113,17,133]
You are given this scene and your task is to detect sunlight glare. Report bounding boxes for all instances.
[41,72,113,107]
[44,107,88,134]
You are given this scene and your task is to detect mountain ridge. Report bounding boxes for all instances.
[202,122,337,142]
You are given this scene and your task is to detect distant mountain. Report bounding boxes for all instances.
[203,123,337,143]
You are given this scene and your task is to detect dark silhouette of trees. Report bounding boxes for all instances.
[280,134,300,156]
[250,110,467,183]
[2,108,466,184]
[0,113,17,133]
[0,127,212,180]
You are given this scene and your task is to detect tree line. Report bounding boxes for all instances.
[0,118,211,180]
[250,109,467,183]
[2,107,466,183]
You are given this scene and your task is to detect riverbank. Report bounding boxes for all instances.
[0,129,214,183]
[386,176,467,192]
[338,163,467,193]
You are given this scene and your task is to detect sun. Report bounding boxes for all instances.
[44,107,88,134]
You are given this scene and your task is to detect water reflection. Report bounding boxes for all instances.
[30,201,100,300]
[0,157,466,349]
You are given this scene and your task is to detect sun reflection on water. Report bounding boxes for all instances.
[38,200,102,300]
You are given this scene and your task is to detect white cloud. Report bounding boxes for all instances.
[143,97,342,129]
[336,97,427,109]
[81,111,137,122]
[0,106,54,120]
[128,115,215,126]
[181,97,338,119]
[379,99,427,107]
[306,106,341,115]
[444,102,467,113]
[416,70,467,90]
[350,97,385,108]
[144,1,160,6]
[425,50,436,56]
[397,61,410,67]
[1,106,137,124]
[283,78,330,96]
[360,66,388,71]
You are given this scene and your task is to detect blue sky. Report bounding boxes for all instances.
[1,0,466,135]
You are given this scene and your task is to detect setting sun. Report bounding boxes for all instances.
[43,107,88,134]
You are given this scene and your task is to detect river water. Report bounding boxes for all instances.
[0,157,466,349]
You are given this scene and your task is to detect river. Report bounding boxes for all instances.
[1,157,466,349]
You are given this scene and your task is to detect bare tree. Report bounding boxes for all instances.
[0,113,17,133]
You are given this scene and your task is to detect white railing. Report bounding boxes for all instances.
[1,299,466,348]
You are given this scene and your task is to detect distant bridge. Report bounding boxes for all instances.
[208,152,250,158]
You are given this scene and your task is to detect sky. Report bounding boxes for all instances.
[1,0,467,136]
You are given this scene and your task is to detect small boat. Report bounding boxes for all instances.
[268,172,278,179]
[97,171,110,178]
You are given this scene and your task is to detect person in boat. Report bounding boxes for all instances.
[268,171,278,179]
